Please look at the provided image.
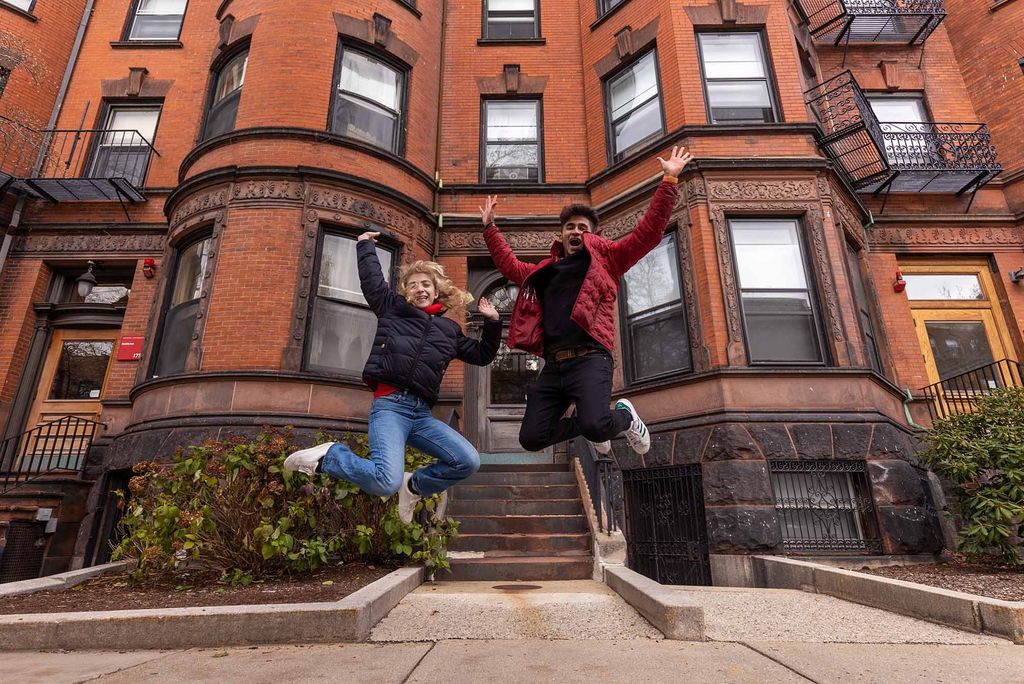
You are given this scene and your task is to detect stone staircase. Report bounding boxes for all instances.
[445,462,593,581]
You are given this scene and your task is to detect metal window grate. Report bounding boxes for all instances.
[0,521,46,583]
[768,460,882,553]
[622,465,711,585]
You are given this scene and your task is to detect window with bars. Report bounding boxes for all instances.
[697,32,778,124]
[604,50,664,162]
[768,460,882,553]
[483,0,539,40]
[482,99,542,183]
[331,45,406,154]
[202,49,247,141]
[127,0,188,41]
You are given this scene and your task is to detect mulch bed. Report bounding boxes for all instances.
[857,557,1024,602]
[0,562,393,615]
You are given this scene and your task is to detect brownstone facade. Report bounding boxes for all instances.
[0,0,1020,579]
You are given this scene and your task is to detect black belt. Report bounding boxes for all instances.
[547,346,603,362]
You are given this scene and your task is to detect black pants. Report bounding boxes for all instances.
[519,351,633,452]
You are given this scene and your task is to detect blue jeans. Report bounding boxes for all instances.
[321,391,480,497]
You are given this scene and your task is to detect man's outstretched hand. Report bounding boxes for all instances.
[479,195,498,227]
[658,145,694,178]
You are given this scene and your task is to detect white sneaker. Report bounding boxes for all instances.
[398,472,421,524]
[589,440,612,456]
[615,398,650,455]
[283,442,332,475]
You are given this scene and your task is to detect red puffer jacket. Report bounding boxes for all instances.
[483,179,679,356]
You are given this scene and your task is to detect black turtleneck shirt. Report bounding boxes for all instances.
[533,248,604,353]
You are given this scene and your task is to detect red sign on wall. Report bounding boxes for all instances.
[117,336,144,361]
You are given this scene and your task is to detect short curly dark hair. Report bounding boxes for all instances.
[559,204,600,233]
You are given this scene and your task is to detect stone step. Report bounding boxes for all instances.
[463,470,577,486]
[478,452,556,466]
[449,532,591,554]
[457,515,588,535]
[478,463,571,473]
[449,498,584,516]
[453,484,580,500]
[445,555,593,581]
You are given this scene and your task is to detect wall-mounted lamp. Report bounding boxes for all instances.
[75,261,97,299]
[142,258,156,279]
[893,270,906,293]
[1010,267,1024,284]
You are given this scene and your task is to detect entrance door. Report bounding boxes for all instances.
[473,337,547,455]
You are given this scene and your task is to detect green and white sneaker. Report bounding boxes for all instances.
[615,398,650,455]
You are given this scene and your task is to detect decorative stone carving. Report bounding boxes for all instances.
[127,67,148,97]
[504,64,520,93]
[169,187,228,226]
[441,230,555,252]
[12,233,164,253]
[372,13,392,46]
[685,177,707,203]
[282,205,322,370]
[601,208,645,241]
[708,205,745,364]
[614,26,634,60]
[676,220,708,372]
[807,205,845,341]
[708,180,816,201]
[869,226,1024,248]
[308,189,417,237]
[231,180,304,202]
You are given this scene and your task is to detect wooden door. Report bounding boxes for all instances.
[472,337,550,457]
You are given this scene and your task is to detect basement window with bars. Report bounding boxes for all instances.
[768,460,882,553]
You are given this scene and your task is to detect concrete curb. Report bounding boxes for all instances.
[0,566,424,650]
[602,565,705,641]
[754,556,1023,644]
[0,561,130,598]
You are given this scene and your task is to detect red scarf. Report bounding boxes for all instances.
[373,302,446,398]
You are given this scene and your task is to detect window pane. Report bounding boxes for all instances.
[490,339,542,404]
[868,97,927,123]
[486,18,537,39]
[485,144,539,181]
[153,300,198,377]
[340,51,400,111]
[489,0,533,9]
[631,312,691,379]
[925,321,995,380]
[731,219,807,290]
[610,52,658,120]
[214,53,247,103]
[130,1,187,41]
[6,0,33,11]
[318,234,392,305]
[699,33,766,79]
[743,293,822,362]
[333,93,398,150]
[904,274,984,300]
[171,238,211,307]
[307,299,378,374]
[48,341,114,400]
[103,108,159,145]
[625,235,680,315]
[138,0,187,11]
[486,101,537,141]
[613,97,662,154]
[204,94,240,140]
[70,285,131,305]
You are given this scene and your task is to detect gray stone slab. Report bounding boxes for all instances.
[0,649,168,684]
[749,642,1024,684]
[98,643,432,683]
[47,561,129,589]
[603,565,704,640]
[407,640,806,684]
[753,555,815,590]
[978,598,1024,644]
[0,577,65,598]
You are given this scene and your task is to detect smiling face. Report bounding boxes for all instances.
[404,271,438,309]
[560,215,594,256]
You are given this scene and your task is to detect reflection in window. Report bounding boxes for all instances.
[128,0,187,41]
[484,0,539,39]
[904,274,984,301]
[606,50,664,161]
[332,47,404,153]
[484,100,541,182]
[48,341,114,400]
[203,50,247,141]
[489,339,541,404]
[698,32,777,124]
[730,218,824,363]
[152,237,211,377]
[925,321,995,380]
[307,233,394,375]
[621,234,691,381]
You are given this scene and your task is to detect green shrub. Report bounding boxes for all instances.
[113,429,458,583]
[921,387,1024,565]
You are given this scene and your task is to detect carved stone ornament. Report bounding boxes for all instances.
[868,226,1024,249]
[674,217,708,372]
[12,233,165,254]
[308,188,417,237]
[231,180,305,203]
[601,208,646,241]
[504,64,520,93]
[441,230,555,253]
[708,180,816,201]
[685,177,707,203]
[169,187,229,226]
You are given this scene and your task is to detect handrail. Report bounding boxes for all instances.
[570,437,617,533]
[0,415,100,494]
[919,358,1024,420]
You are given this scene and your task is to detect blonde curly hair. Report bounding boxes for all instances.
[399,260,474,312]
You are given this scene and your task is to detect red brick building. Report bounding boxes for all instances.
[0,0,1020,583]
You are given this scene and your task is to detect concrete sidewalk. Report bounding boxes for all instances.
[4,640,1023,683]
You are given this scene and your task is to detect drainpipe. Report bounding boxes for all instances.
[431,0,448,260]
[902,388,926,431]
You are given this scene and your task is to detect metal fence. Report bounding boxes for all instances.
[570,438,617,533]
[920,358,1024,421]
[0,415,100,493]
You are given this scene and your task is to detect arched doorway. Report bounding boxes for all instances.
[464,278,549,459]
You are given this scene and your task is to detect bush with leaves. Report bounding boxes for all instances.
[921,387,1024,565]
[113,429,458,584]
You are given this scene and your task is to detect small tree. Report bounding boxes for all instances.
[921,387,1024,565]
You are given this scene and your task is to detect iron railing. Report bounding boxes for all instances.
[796,0,946,46]
[570,437,618,533]
[0,116,157,202]
[622,465,711,585]
[919,358,1024,420]
[769,460,883,553]
[0,415,100,494]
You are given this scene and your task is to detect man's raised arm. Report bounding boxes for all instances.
[480,195,535,285]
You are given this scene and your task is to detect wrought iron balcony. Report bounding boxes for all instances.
[920,358,1023,421]
[0,116,157,202]
[805,71,1000,200]
[796,0,945,46]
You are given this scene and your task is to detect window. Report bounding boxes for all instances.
[0,66,10,98]
[152,236,211,377]
[598,0,627,15]
[484,0,539,39]
[202,50,247,141]
[60,269,133,305]
[482,100,541,183]
[49,341,114,400]
[843,242,883,373]
[307,232,395,375]
[729,218,825,364]
[605,50,664,161]
[2,1,34,12]
[621,233,691,382]
[867,94,932,165]
[331,46,405,154]
[127,0,187,41]
[698,32,778,124]
[87,105,160,187]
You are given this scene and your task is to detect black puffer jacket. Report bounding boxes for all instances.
[357,239,502,406]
